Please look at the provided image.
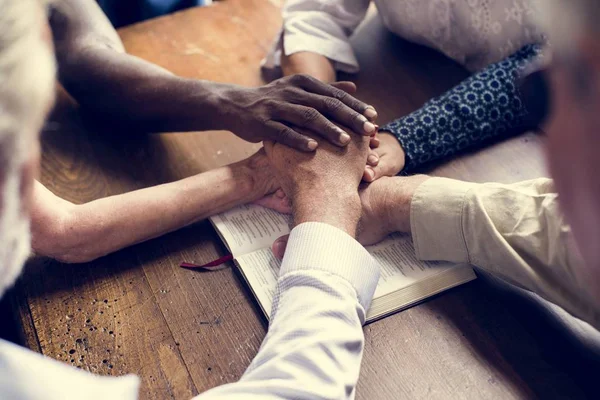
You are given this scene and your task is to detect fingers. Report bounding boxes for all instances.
[263,140,275,156]
[370,135,380,149]
[253,190,293,214]
[264,121,318,152]
[275,104,352,146]
[272,235,290,260]
[330,81,357,95]
[290,74,378,124]
[363,156,402,182]
[302,93,376,136]
[367,150,379,167]
[363,166,376,182]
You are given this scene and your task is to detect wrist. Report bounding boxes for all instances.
[231,155,277,201]
[195,81,243,132]
[380,131,406,161]
[293,189,361,237]
[281,52,336,83]
[385,175,430,233]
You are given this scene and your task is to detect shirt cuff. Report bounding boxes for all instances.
[261,30,360,74]
[410,178,478,263]
[281,222,380,310]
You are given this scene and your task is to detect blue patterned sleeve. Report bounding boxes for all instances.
[380,44,543,172]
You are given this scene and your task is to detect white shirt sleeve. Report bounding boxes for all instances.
[0,339,139,400]
[262,0,372,73]
[195,222,381,399]
[0,223,378,400]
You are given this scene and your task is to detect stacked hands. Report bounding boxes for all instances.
[236,89,429,258]
[226,75,406,182]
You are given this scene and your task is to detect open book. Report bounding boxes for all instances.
[209,204,476,323]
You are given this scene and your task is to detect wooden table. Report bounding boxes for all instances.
[9,1,600,399]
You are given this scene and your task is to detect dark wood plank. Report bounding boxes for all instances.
[10,1,598,399]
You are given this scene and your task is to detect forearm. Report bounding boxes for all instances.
[381,44,544,172]
[33,162,265,263]
[281,52,336,82]
[57,45,232,132]
[197,223,380,399]
[49,0,230,132]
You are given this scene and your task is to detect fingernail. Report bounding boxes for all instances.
[275,189,286,198]
[364,107,378,120]
[307,140,318,150]
[367,154,379,165]
[273,239,288,259]
[339,132,351,144]
[363,121,376,134]
[365,167,375,181]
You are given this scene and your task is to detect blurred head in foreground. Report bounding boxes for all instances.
[535,0,600,294]
[0,0,55,297]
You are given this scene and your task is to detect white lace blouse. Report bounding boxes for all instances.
[264,0,546,73]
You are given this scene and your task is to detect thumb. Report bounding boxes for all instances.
[263,140,275,157]
[272,234,290,260]
[363,163,389,183]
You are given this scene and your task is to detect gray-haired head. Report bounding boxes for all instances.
[0,0,56,297]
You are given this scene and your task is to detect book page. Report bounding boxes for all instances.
[237,247,281,317]
[210,205,292,257]
[236,233,463,318]
[368,233,455,298]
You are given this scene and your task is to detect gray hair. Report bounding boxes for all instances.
[0,0,55,165]
[0,0,56,297]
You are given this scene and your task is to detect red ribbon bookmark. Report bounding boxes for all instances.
[180,254,233,270]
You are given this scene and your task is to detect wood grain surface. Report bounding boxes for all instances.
[9,1,600,399]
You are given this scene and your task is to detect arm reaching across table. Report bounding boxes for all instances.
[274,0,372,82]
[196,222,379,399]
[47,0,377,151]
[378,45,545,175]
[197,128,380,399]
[357,175,600,329]
[365,44,547,182]
[31,151,280,263]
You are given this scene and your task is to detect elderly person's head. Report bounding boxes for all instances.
[534,0,600,291]
[0,0,55,297]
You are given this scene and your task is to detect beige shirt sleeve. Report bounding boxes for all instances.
[410,177,600,329]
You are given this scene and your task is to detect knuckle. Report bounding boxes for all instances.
[289,74,305,85]
[264,99,278,109]
[278,127,298,143]
[274,76,288,86]
[352,111,365,124]
[331,88,349,101]
[301,108,321,124]
[324,97,343,112]
[297,73,312,83]
[261,99,279,116]
[282,87,298,99]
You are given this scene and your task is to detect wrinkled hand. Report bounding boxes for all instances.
[357,175,429,245]
[270,175,429,259]
[363,133,406,182]
[264,128,370,236]
[236,149,279,196]
[221,74,378,152]
[254,189,291,213]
